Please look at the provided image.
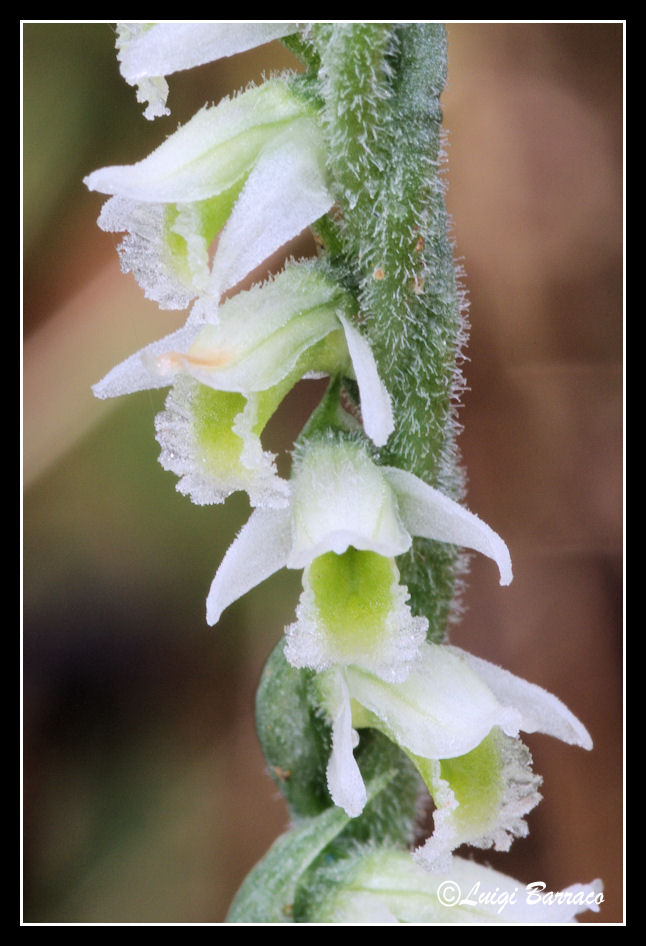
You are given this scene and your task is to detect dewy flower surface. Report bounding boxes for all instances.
[116,22,300,119]
[84,22,602,923]
[92,264,394,506]
[316,640,592,862]
[207,436,513,687]
[206,435,513,630]
[84,79,333,310]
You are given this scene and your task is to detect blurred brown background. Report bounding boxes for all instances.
[23,23,623,923]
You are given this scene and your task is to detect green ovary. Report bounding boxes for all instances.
[308,549,396,658]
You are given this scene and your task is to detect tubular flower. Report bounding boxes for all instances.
[92,264,393,507]
[84,79,333,310]
[206,436,512,680]
[116,22,300,120]
[316,642,592,858]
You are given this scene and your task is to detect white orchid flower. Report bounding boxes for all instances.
[84,79,333,310]
[207,437,513,678]
[306,849,603,924]
[116,23,300,120]
[317,641,592,862]
[92,264,393,507]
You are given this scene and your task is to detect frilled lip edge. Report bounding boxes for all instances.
[205,461,513,626]
[320,642,591,831]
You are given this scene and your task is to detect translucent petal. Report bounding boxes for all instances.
[118,23,299,97]
[92,323,200,399]
[322,670,367,818]
[449,646,593,749]
[116,24,170,120]
[206,504,293,626]
[287,439,412,568]
[384,466,513,586]
[345,643,522,761]
[337,314,394,447]
[206,124,334,301]
[178,266,342,392]
[84,80,310,203]
[94,197,206,309]
[155,378,290,510]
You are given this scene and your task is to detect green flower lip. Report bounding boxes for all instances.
[320,640,592,847]
[206,438,513,628]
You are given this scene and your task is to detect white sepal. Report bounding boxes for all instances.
[206,506,292,626]
[118,24,299,109]
[322,670,368,818]
[449,646,593,749]
[384,466,513,586]
[288,440,411,568]
[338,314,394,447]
[207,126,334,301]
[344,643,522,761]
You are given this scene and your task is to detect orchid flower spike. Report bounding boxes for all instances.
[92,264,393,507]
[84,78,333,310]
[207,436,512,677]
[316,641,593,863]
[116,23,300,120]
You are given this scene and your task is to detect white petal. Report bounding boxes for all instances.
[181,270,341,393]
[287,440,411,568]
[360,854,604,923]
[384,467,513,586]
[450,647,593,750]
[324,671,368,817]
[118,23,299,85]
[92,324,200,399]
[116,24,170,120]
[206,506,292,625]
[337,314,394,447]
[208,124,334,300]
[345,643,522,761]
[84,81,308,203]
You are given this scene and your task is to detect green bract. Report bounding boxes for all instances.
[300,849,603,924]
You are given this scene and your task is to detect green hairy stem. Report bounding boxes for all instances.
[85,20,599,924]
[234,25,464,919]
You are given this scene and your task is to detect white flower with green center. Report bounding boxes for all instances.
[116,23,300,120]
[84,78,333,310]
[207,437,513,680]
[317,641,592,855]
[92,264,393,507]
[304,848,603,924]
